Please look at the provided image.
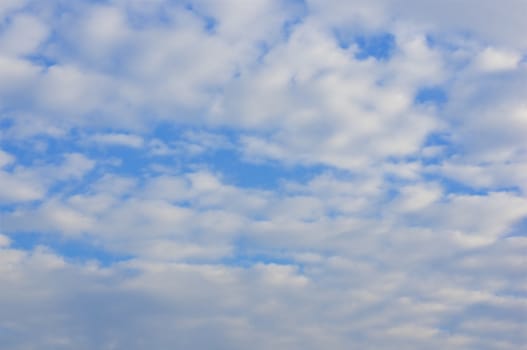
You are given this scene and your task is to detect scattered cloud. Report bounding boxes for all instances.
[1,0,526,349]
[89,133,145,148]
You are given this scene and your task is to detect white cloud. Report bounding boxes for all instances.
[220,23,443,169]
[0,0,27,20]
[0,152,94,204]
[402,192,527,246]
[77,4,130,60]
[1,164,526,347]
[148,130,233,156]
[1,237,525,349]
[0,149,14,167]
[390,183,442,212]
[473,47,521,72]
[1,1,527,348]
[0,55,40,98]
[0,14,48,57]
[0,234,10,247]
[89,133,144,148]
[0,170,45,203]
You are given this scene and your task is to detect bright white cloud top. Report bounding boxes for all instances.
[1,1,527,349]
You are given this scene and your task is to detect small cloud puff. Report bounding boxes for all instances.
[89,133,145,148]
[0,234,10,247]
[474,47,521,72]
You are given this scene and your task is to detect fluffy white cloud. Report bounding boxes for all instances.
[0,14,48,56]
[0,152,94,204]
[220,24,444,169]
[473,47,522,72]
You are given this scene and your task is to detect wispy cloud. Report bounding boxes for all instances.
[89,133,145,148]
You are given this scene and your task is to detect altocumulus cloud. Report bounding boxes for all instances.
[1,1,527,349]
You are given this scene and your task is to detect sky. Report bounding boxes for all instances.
[1,0,527,349]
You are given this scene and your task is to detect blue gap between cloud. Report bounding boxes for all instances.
[355,33,395,60]
[504,217,527,238]
[8,232,132,266]
[415,86,448,106]
[152,123,331,190]
[334,30,396,61]
[203,149,329,190]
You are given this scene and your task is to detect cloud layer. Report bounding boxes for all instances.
[1,1,526,349]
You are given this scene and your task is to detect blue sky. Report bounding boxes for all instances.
[1,1,527,349]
